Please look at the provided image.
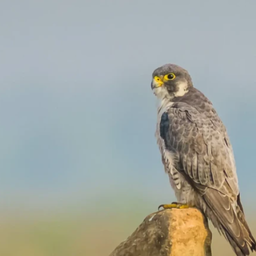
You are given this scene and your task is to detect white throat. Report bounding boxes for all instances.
[153,80,189,114]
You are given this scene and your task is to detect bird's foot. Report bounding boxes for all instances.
[158,202,190,210]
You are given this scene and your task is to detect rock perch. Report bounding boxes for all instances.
[109,208,212,256]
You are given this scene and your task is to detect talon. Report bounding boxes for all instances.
[158,204,164,210]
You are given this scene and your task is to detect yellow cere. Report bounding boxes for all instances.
[153,76,164,87]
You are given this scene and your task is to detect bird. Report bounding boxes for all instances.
[151,63,256,256]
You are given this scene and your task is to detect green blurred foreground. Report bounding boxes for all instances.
[1,207,255,256]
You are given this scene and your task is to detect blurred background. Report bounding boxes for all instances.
[1,0,256,255]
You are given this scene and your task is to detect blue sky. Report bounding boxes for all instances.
[1,0,256,214]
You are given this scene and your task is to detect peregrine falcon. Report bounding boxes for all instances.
[151,64,256,256]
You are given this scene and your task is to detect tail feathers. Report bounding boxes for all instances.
[226,232,249,256]
[211,220,251,256]
[223,220,256,256]
[203,189,256,256]
[235,204,256,253]
[212,210,255,256]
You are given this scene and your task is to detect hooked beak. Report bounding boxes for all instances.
[151,76,164,89]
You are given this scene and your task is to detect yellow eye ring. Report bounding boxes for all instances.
[164,73,176,81]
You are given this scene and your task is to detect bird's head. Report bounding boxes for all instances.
[151,64,193,100]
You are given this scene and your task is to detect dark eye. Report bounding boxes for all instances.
[167,73,175,80]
